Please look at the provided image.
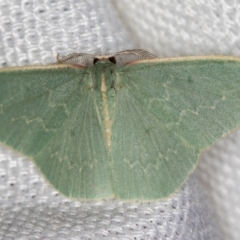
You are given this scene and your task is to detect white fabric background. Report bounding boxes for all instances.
[0,0,239,239]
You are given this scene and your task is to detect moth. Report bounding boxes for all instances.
[1,49,240,200]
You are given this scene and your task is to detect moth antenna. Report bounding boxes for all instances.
[112,49,158,66]
[56,53,61,63]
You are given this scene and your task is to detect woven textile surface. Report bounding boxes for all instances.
[0,0,240,239]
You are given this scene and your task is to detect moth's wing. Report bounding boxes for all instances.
[0,66,112,199]
[111,58,240,200]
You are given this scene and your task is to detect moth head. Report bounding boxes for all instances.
[56,49,158,68]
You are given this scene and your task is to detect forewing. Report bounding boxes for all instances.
[111,58,240,200]
[0,66,112,199]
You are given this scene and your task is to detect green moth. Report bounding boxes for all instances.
[0,49,240,200]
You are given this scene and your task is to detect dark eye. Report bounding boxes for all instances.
[93,58,99,65]
[109,56,116,64]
